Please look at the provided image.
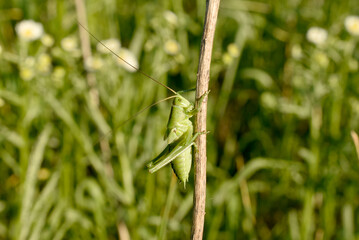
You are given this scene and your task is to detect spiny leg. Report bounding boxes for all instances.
[148,141,195,173]
[187,90,210,116]
[147,144,171,168]
[147,129,207,174]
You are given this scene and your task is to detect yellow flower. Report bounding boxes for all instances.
[37,168,50,180]
[227,43,239,58]
[36,53,52,73]
[144,39,155,52]
[19,57,36,81]
[53,66,66,79]
[61,36,78,52]
[114,48,139,72]
[291,44,303,59]
[163,11,178,27]
[306,27,328,45]
[174,54,185,64]
[348,59,358,72]
[15,20,44,41]
[24,57,35,66]
[20,67,35,81]
[97,38,121,54]
[41,34,54,47]
[53,66,66,87]
[222,52,233,65]
[261,92,277,110]
[313,51,329,68]
[164,40,180,56]
[345,15,359,36]
[85,56,104,71]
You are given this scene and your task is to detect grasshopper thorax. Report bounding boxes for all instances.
[174,94,194,113]
[164,94,194,144]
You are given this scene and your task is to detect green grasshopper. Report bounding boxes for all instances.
[147,92,208,185]
[79,23,208,185]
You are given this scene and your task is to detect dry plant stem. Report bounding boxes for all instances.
[75,0,97,91]
[351,131,359,162]
[75,0,112,174]
[191,0,221,239]
[117,221,131,240]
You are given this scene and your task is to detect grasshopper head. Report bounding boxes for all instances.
[174,95,194,113]
[174,95,193,110]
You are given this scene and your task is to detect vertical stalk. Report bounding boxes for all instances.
[192,0,221,239]
[75,0,113,173]
[351,131,359,162]
[74,0,96,89]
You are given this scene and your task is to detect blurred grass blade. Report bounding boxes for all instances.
[216,24,247,118]
[0,89,23,106]
[19,124,52,240]
[158,174,177,240]
[46,94,130,203]
[214,158,305,205]
[28,173,60,238]
[239,68,275,89]
[288,210,300,240]
[85,92,111,135]
[1,150,21,175]
[173,191,193,221]
[28,173,59,240]
[342,203,354,240]
[0,125,25,148]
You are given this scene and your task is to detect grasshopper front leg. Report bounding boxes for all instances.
[187,90,210,116]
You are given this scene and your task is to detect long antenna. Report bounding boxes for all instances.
[93,95,177,145]
[77,21,177,95]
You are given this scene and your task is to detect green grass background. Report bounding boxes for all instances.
[1,0,359,239]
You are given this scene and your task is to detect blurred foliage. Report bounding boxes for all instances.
[1,0,359,239]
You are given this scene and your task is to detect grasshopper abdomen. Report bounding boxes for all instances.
[170,123,193,184]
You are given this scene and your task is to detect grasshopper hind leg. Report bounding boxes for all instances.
[147,132,195,175]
